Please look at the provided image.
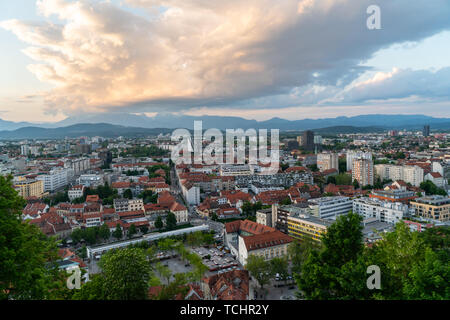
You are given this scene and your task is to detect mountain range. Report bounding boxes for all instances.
[2,113,450,130]
[0,113,449,139]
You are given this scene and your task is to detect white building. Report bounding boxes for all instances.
[353,198,410,224]
[181,181,200,205]
[37,168,70,192]
[307,196,353,220]
[346,151,372,172]
[317,152,339,172]
[425,172,445,188]
[68,185,85,201]
[77,174,104,188]
[375,164,424,187]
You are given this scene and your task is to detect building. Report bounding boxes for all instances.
[352,198,410,224]
[224,220,292,265]
[36,168,69,192]
[114,198,129,213]
[128,199,144,212]
[14,178,44,199]
[346,151,372,172]
[375,164,424,187]
[424,172,445,188]
[307,196,353,220]
[256,208,273,227]
[20,145,40,156]
[68,185,85,201]
[317,153,339,172]
[302,130,315,151]
[287,214,332,242]
[77,174,104,188]
[352,158,374,187]
[370,189,417,204]
[423,125,430,137]
[200,270,250,300]
[219,164,253,176]
[410,196,450,222]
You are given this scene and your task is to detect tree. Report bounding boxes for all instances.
[72,274,106,300]
[99,223,111,240]
[270,257,289,284]
[128,224,137,238]
[297,211,364,299]
[326,176,337,185]
[352,179,360,189]
[241,201,253,216]
[280,197,292,205]
[140,226,149,234]
[99,248,151,300]
[123,188,133,199]
[155,262,173,285]
[211,212,218,221]
[420,180,448,196]
[166,212,177,231]
[402,248,450,299]
[288,237,317,275]
[113,224,123,240]
[245,255,273,295]
[155,216,164,231]
[0,176,68,300]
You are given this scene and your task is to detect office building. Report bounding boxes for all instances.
[307,196,353,219]
[423,125,430,137]
[302,130,315,151]
[346,151,372,172]
[317,152,339,172]
[352,158,374,187]
[352,198,410,224]
[410,196,450,222]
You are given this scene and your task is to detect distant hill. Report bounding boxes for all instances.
[0,123,172,139]
[312,126,385,134]
[1,113,450,132]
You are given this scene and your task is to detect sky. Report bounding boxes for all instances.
[1,0,450,123]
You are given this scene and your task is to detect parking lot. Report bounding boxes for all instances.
[190,246,242,275]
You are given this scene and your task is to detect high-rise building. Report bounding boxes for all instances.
[302,130,314,151]
[423,125,430,137]
[375,164,424,187]
[317,152,339,172]
[346,151,372,172]
[352,158,374,187]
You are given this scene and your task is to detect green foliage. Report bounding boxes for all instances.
[420,180,448,196]
[120,145,169,158]
[128,224,137,238]
[123,189,133,199]
[0,175,70,300]
[165,212,177,231]
[95,248,151,300]
[245,255,273,290]
[297,211,364,299]
[155,216,164,230]
[335,173,352,185]
[113,224,123,240]
[99,223,111,240]
[139,190,158,204]
[307,164,319,172]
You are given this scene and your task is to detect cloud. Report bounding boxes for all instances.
[2,0,450,115]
